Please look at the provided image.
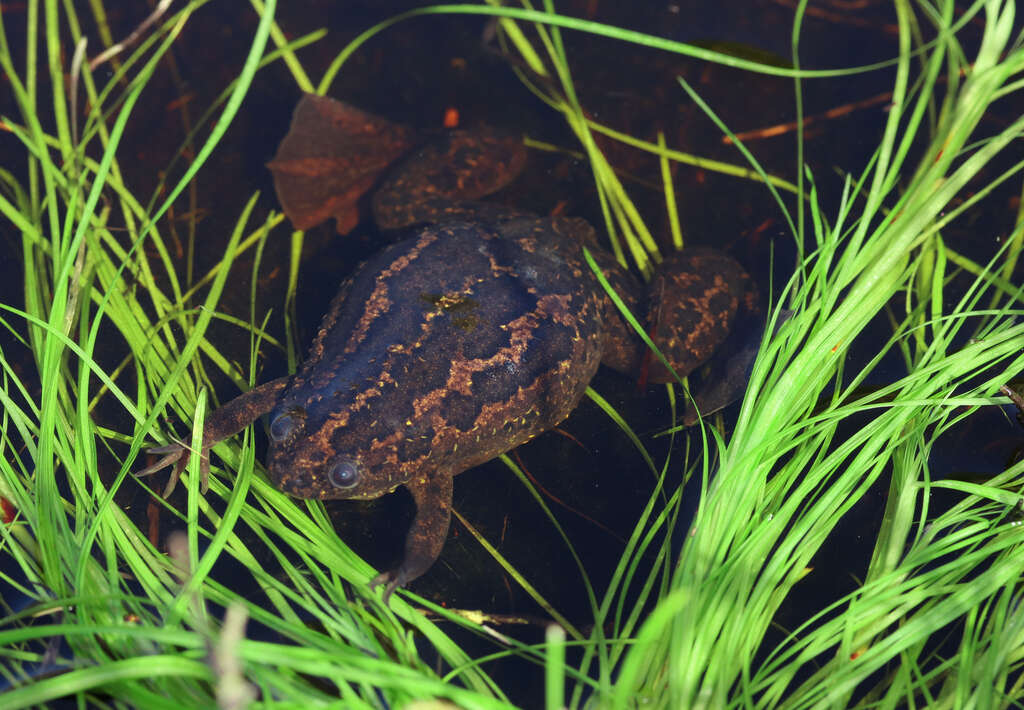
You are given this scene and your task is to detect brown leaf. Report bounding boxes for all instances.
[266,94,415,233]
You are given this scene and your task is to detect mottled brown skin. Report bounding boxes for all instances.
[144,94,756,603]
[371,130,528,231]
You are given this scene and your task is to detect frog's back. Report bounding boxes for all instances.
[267,221,605,499]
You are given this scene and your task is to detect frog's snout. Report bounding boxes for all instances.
[276,471,313,497]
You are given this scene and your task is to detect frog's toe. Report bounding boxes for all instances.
[135,443,210,497]
[369,567,409,605]
[369,547,439,604]
[135,445,186,477]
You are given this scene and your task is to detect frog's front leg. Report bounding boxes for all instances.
[369,470,454,604]
[138,376,291,495]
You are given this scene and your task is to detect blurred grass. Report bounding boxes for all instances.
[0,0,1023,708]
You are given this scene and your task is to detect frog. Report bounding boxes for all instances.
[140,93,757,603]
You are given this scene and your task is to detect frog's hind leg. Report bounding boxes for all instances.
[643,248,749,385]
[372,129,527,230]
[679,282,771,425]
[596,247,758,397]
[644,249,766,424]
[592,247,648,375]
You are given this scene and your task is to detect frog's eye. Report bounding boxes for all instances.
[269,407,304,442]
[328,459,360,490]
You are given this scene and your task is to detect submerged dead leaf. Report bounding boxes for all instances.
[266,93,415,233]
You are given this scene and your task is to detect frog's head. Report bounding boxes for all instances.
[263,396,416,501]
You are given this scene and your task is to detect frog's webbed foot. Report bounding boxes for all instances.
[370,471,454,605]
[135,440,211,497]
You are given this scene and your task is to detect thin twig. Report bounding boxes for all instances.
[69,37,87,153]
[88,0,175,71]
